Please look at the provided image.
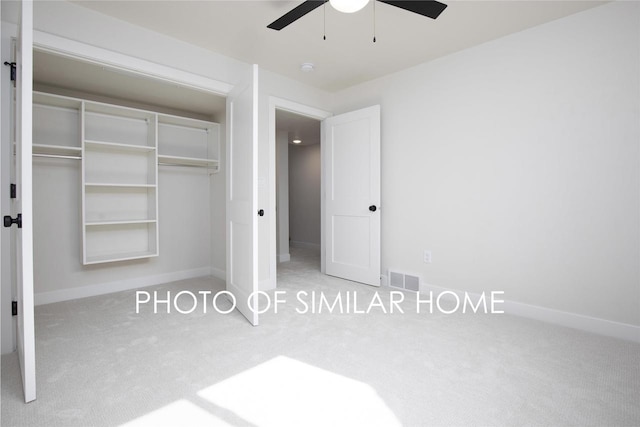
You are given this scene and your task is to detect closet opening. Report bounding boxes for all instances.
[275,109,322,275]
[12,48,227,311]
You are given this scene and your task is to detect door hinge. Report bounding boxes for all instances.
[3,62,16,82]
[10,183,16,199]
[12,301,17,316]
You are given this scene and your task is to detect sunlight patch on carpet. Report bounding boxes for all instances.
[119,399,233,427]
[197,355,401,427]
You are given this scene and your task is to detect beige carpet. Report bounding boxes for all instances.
[2,247,639,426]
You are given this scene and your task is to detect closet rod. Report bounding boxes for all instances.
[32,154,216,170]
[33,153,81,160]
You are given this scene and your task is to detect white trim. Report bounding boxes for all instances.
[268,96,332,291]
[503,299,640,343]
[32,31,233,96]
[290,240,321,251]
[320,121,326,275]
[380,274,388,287]
[278,253,291,263]
[34,267,212,306]
[270,97,333,119]
[402,279,640,343]
[211,267,226,281]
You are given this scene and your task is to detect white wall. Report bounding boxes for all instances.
[334,1,640,327]
[32,155,214,301]
[288,143,321,247]
[276,130,290,262]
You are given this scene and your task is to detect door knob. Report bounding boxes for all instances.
[3,214,22,228]
[369,205,377,212]
[258,209,265,217]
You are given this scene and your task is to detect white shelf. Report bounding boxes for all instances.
[33,144,81,157]
[158,114,219,172]
[83,220,158,264]
[84,101,155,121]
[84,250,159,265]
[84,141,157,186]
[85,183,156,188]
[33,93,82,153]
[84,101,155,148]
[86,219,157,226]
[85,139,156,152]
[158,114,213,130]
[85,185,156,224]
[34,91,83,110]
[158,154,219,168]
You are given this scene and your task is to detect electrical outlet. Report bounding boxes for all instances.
[423,250,432,264]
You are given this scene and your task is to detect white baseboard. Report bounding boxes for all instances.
[211,267,226,281]
[35,267,213,306]
[380,274,388,287]
[278,253,291,263]
[290,241,320,251]
[503,299,640,343]
[380,274,640,343]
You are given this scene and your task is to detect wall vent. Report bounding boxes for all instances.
[387,270,420,292]
[389,271,404,289]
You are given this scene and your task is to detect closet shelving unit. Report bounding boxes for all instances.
[32,91,220,265]
[82,102,159,265]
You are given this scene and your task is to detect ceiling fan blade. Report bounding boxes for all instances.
[377,0,447,20]
[267,1,327,31]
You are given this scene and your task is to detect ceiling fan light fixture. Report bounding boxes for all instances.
[329,0,370,14]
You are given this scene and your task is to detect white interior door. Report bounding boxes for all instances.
[323,105,380,286]
[13,0,36,403]
[226,65,259,326]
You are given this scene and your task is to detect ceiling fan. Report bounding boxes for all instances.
[267,0,447,31]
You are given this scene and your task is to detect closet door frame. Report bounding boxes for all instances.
[33,32,232,96]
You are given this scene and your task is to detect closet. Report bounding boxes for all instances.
[33,92,220,265]
[30,50,226,303]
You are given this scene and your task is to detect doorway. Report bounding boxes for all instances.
[275,110,322,270]
[268,100,381,289]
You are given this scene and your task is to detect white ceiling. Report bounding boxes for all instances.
[276,110,321,145]
[73,0,605,92]
[37,1,606,140]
